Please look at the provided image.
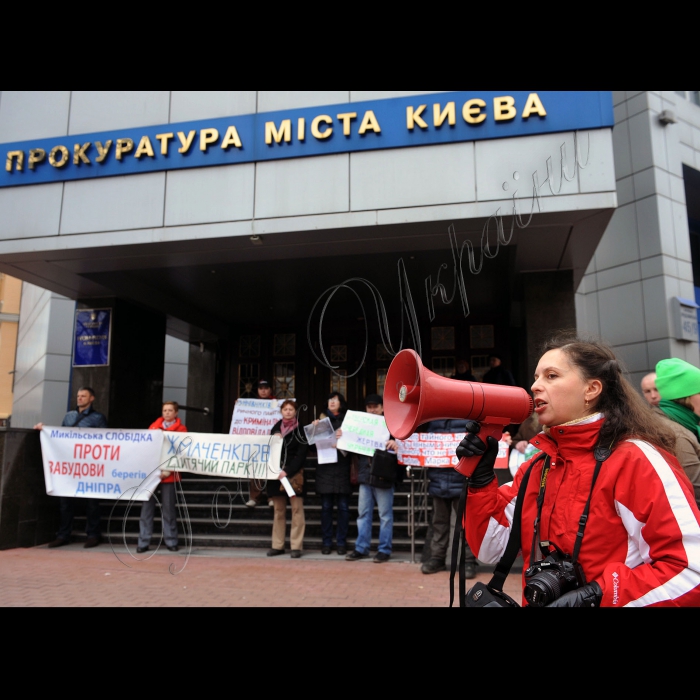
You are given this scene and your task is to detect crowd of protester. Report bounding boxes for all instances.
[36,348,700,604]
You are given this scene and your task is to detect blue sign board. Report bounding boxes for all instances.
[73,309,111,367]
[1,91,614,188]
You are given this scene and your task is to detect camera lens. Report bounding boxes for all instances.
[524,570,565,607]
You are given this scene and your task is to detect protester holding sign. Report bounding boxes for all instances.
[345,394,401,563]
[136,401,186,554]
[419,418,478,578]
[244,380,277,508]
[267,400,308,558]
[313,392,352,555]
[35,386,108,549]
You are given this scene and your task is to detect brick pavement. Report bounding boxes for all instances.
[0,543,523,607]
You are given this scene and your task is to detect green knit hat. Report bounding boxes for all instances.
[655,358,700,400]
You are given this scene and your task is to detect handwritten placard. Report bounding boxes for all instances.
[396,433,510,469]
[336,410,391,457]
[229,398,283,436]
[160,432,281,480]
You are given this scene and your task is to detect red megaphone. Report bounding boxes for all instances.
[384,349,534,478]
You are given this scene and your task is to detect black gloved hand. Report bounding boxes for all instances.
[455,420,498,488]
[544,581,603,607]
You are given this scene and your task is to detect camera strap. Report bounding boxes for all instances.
[449,452,546,607]
[531,445,611,568]
[488,453,546,593]
[571,446,610,565]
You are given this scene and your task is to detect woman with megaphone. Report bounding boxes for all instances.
[455,334,700,607]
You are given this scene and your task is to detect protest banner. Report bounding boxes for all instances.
[495,439,510,469]
[40,428,285,502]
[40,426,163,501]
[229,398,284,435]
[336,410,390,456]
[396,433,509,469]
[160,431,282,480]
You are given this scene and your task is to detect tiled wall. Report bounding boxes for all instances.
[11,282,73,428]
[0,91,617,247]
[576,91,700,390]
[163,335,189,426]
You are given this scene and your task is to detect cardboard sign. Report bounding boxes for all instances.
[229,398,284,436]
[396,433,510,469]
[336,410,391,457]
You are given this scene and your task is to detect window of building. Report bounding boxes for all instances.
[376,368,388,396]
[239,335,260,358]
[330,345,347,362]
[431,326,455,350]
[273,333,295,356]
[238,363,259,397]
[274,362,295,399]
[376,343,392,361]
[432,356,455,378]
[470,325,494,349]
[471,355,490,381]
[331,369,347,398]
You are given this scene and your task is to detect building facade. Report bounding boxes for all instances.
[0,91,695,432]
[0,273,20,423]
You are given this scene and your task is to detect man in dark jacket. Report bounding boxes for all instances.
[345,394,401,563]
[34,386,108,549]
[482,354,516,386]
[420,419,477,578]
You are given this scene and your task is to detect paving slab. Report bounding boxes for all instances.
[0,542,524,607]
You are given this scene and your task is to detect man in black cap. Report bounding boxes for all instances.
[256,379,274,400]
[345,394,401,563]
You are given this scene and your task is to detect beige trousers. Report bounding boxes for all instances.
[271,495,305,551]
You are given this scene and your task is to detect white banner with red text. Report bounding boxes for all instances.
[40,427,283,500]
[396,433,510,469]
[229,398,285,435]
[40,426,163,500]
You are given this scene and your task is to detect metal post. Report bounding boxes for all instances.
[410,468,415,563]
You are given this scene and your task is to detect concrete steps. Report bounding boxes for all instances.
[75,456,434,555]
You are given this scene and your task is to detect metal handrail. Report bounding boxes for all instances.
[407,467,431,563]
[179,405,210,416]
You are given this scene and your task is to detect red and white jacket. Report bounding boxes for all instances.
[464,415,700,607]
[149,416,187,483]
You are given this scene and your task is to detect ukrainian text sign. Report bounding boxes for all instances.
[1,91,614,188]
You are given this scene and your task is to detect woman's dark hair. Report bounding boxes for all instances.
[327,391,348,413]
[279,399,297,412]
[541,332,676,454]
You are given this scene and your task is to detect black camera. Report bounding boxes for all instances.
[524,548,587,607]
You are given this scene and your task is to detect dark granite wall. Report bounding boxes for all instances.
[0,429,59,549]
[71,298,166,429]
[186,342,216,433]
[523,270,576,384]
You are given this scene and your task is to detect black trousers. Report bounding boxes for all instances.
[57,497,101,539]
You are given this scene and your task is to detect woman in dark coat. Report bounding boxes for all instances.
[314,391,352,555]
[267,400,308,558]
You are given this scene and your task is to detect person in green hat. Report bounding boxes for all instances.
[654,358,700,507]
